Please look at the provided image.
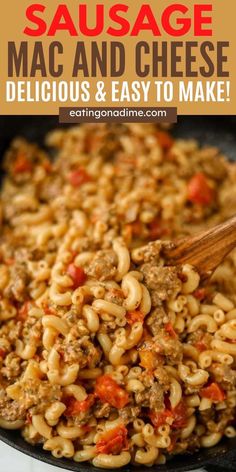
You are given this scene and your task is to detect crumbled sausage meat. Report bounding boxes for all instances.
[135,382,164,410]
[1,353,22,380]
[0,380,61,419]
[119,406,141,424]
[93,402,112,419]
[153,329,183,365]
[146,308,169,335]
[56,336,102,369]
[85,250,117,281]
[209,363,236,390]
[104,287,124,306]
[153,366,171,388]
[0,390,26,421]
[5,264,30,302]
[140,264,181,301]
[135,241,163,263]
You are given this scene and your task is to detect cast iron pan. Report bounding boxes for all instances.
[0,116,236,472]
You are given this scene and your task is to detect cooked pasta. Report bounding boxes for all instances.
[0,123,236,468]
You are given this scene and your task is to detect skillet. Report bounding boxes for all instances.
[0,115,235,472]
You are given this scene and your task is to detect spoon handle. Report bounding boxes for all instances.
[165,215,236,276]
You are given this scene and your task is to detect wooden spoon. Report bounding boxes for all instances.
[164,215,236,277]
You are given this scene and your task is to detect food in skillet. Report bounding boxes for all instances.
[0,123,236,468]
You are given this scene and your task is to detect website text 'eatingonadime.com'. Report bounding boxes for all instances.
[59,107,177,123]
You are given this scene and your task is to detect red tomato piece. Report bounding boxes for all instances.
[67,264,87,289]
[65,394,95,416]
[163,397,187,430]
[81,424,92,434]
[126,310,145,325]
[95,375,129,409]
[69,168,91,187]
[13,154,32,174]
[156,130,174,151]
[164,322,177,339]
[200,382,226,402]
[172,401,188,429]
[187,172,214,205]
[5,258,15,266]
[96,425,128,455]
[129,220,143,238]
[149,409,173,429]
[42,302,57,315]
[17,301,30,321]
[148,218,168,240]
[193,288,207,301]
[0,348,6,359]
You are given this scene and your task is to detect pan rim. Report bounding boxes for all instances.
[1,428,235,471]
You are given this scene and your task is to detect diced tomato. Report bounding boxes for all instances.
[156,130,174,151]
[187,172,214,206]
[164,322,177,339]
[65,394,95,416]
[42,302,57,315]
[13,154,32,174]
[149,409,173,429]
[193,288,207,301]
[151,400,187,431]
[67,264,87,289]
[200,382,226,402]
[0,348,6,359]
[81,424,92,434]
[194,341,208,352]
[95,375,129,409]
[126,310,145,325]
[172,401,188,429]
[5,258,15,266]
[69,168,91,187]
[148,218,169,240]
[129,220,143,238]
[74,395,95,413]
[17,301,30,321]
[96,425,128,455]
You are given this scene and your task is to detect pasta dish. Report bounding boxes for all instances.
[0,123,236,468]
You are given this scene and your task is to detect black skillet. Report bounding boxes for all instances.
[0,116,236,472]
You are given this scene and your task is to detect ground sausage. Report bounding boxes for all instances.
[140,264,181,301]
[5,264,30,302]
[209,363,236,390]
[135,382,164,410]
[85,250,117,281]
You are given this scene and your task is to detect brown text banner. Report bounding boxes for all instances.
[59,107,177,123]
